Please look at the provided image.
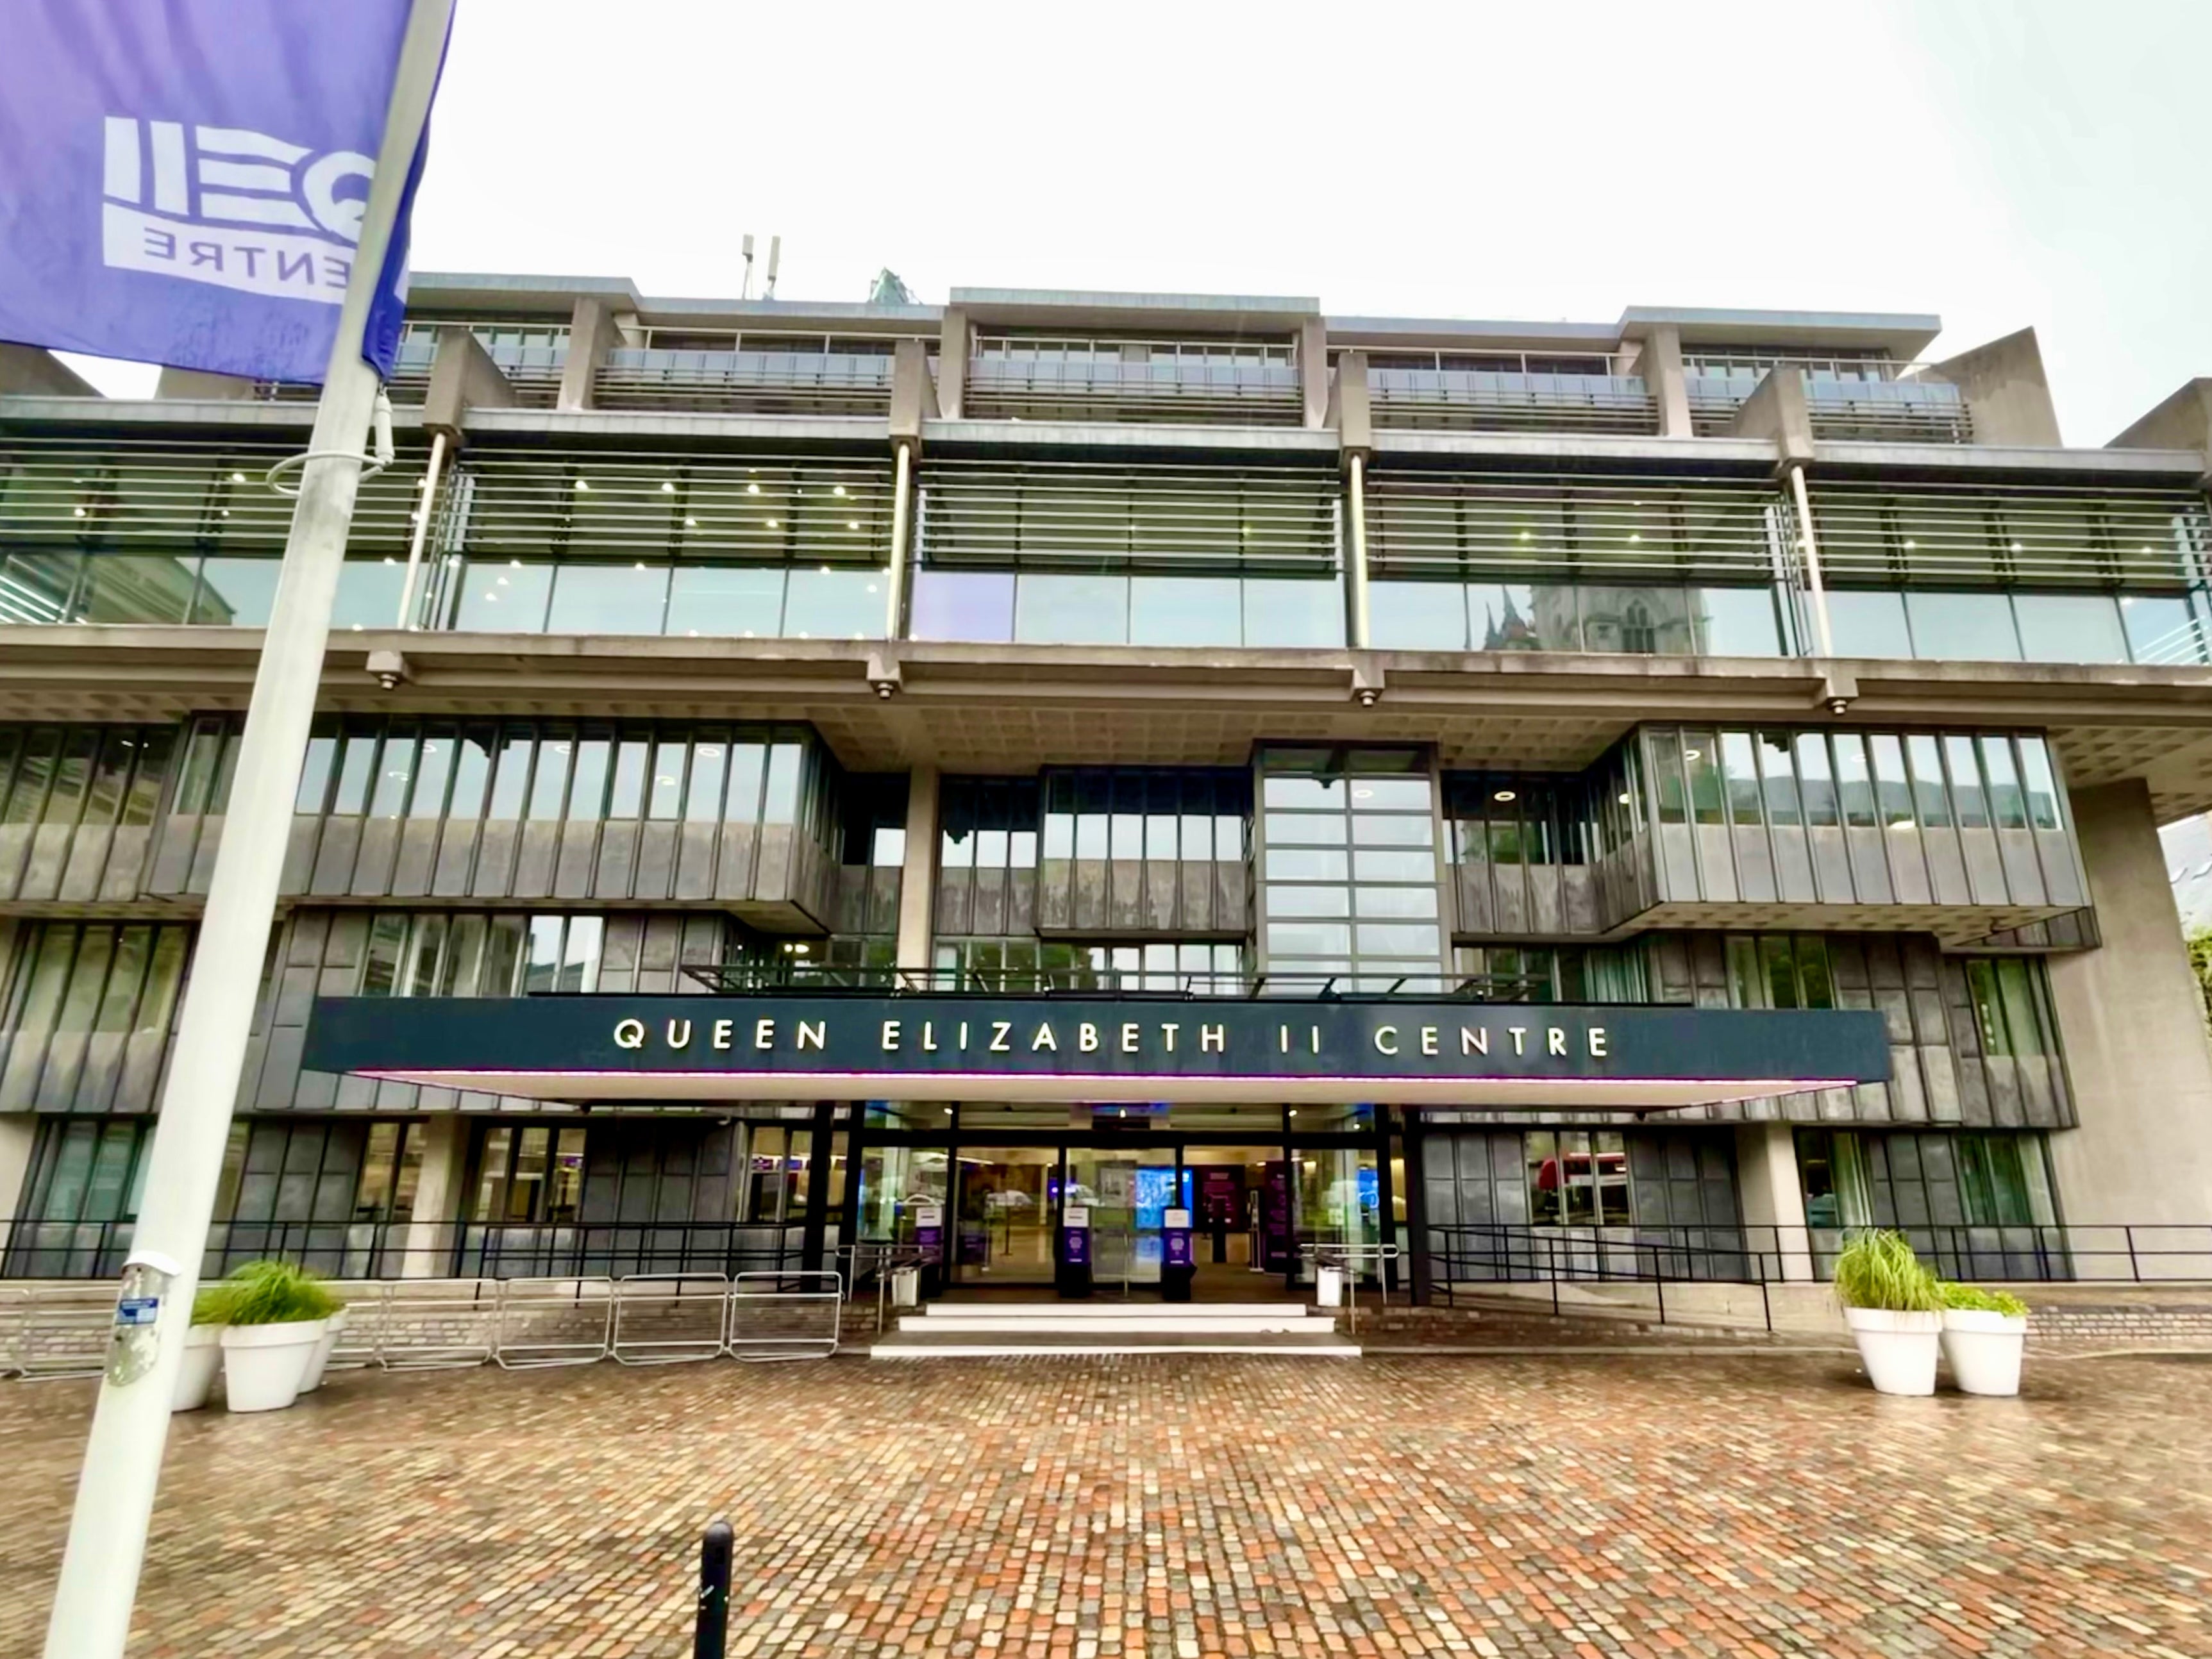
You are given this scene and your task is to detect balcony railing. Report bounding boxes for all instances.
[1686,359,1973,444]
[1368,357,1658,435]
[966,337,1303,426]
[594,347,896,416]
[251,335,566,409]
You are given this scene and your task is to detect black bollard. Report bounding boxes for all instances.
[694,1519,733,1659]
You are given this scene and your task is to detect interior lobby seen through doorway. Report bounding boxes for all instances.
[851,1101,1394,1296]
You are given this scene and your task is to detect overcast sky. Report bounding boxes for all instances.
[67,0,2212,445]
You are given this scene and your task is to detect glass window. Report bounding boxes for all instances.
[1719,731,1764,825]
[77,554,196,624]
[2013,592,2129,664]
[685,740,728,824]
[523,916,564,994]
[909,570,1014,643]
[410,730,455,819]
[1130,576,1242,646]
[453,560,552,631]
[1467,582,1577,651]
[1370,582,1468,650]
[1243,578,1345,647]
[190,557,282,626]
[527,737,572,821]
[330,732,378,815]
[784,567,884,639]
[369,729,416,817]
[607,738,648,818]
[665,565,786,638]
[1015,574,1128,645]
[1693,587,1782,656]
[546,563,669,635]
[2120,593,2200,664]
[1944,735,1989,828]
[1579,584,1692,656]
[1905,734,1952,827]
[1795,733,1838,826]
[1826,589,1913,658]
[331,558,408,631]
[1905,591,2020,662]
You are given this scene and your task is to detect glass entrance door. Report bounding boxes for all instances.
[1066,1146,1187,1288]
[955,1147,1058,1283]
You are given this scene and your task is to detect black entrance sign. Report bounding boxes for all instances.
[303,994,1890,1100]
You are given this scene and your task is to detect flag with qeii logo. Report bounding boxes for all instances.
[0,0,444,385]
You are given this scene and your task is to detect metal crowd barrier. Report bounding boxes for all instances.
[727,1271,842,1362]
[494,1276,614,1370]
[12,1286,113,1381]
[613,1272,732,1366]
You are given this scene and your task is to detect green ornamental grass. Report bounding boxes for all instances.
[1938,1280,2029,1319]
[199,1260,345,1326]
[1832,1229,1944,1312]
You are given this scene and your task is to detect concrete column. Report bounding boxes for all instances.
[423,327,516,437]
[402,1113,472,1278]
[555,295,629,412]
[1296,316,1329,430]
[1927,326,2061,447]
[2046,780,2212,1247]
[1634,324,1693,438]
[1730,365,1815,461]
[895,765,940,978]
[0,1113,40,1262]
[1,343,100,397]
[1733,1122,1814,1281]
[935,306,970,421]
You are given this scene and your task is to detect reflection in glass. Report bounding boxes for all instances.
[2012,592,2128,664]
[546,562,669,635]
[1370,581,1466,649]
[666,564,786,637]
[1905,591,2020,662]
[1468,582,1577,651]
[908,570,1013,642]
[1693,586,1782,656]
[1579,585,1693,655]
[1244,577,1345,646]
[1015,574,1128,645]
[1826,588,1912,658]
[453,559,552,631]
[192,557,282,626]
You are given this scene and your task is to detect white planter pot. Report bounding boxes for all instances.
[299,1307,349,1394]
[172,1324,224,1413]
[1843,1306,1943,1395]
[220,1319,326,1413]
[1941,1308,2027,1397]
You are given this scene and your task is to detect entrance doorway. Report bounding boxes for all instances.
[955,1147,1058,1283]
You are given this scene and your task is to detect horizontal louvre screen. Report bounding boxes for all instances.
[1366,471,1782,584]
[451,448,896,567]
[1809,479,2212,588]
[916,460,1339,574]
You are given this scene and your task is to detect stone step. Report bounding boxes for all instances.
[871,1328,1360,1360]
[901,1312,1339,1335]
[919,1301,1316,1319]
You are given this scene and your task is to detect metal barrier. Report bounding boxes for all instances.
[495,1277,614,1369]
[726,1271,841,1362]
[0,1287,26,1378]
[369,1279,501,1371]
[612,1272,729,1365]
[14,1285,113,1380]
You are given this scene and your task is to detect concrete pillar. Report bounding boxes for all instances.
[889,338,937,440]
[0,343,99,397]
[555,295,629,412]
[1729,365,1815,462]
[1328,349,1372,451]
[1927,326,2061,447]
[153,365,258,400]
[423,326,516,439]
[896,765,940,977]
[1296,316,1329,430]
[2046,780,2212,1250]
[1733,1122,1814,1281]
[0,1113,40,1263]
[935,306,970,421]
[1634,324,1694,438]
[402,1112,472,1278]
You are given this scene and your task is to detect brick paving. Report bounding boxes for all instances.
[4,1351,2210,1658]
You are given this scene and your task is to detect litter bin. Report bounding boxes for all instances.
[1315,1265,1343,1308]
[891,1266,920,1308]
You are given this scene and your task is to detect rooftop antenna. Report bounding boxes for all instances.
[764,235,782,301]
[741,233,755,300]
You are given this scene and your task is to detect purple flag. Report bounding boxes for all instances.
[0,0,442,385]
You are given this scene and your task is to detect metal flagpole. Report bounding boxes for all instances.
[40,3,456,1654]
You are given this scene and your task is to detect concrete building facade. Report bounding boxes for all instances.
[3,277,2211,1298]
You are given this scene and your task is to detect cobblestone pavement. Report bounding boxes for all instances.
[4,1351,2210,1659]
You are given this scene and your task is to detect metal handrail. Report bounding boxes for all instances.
[1301,1242,1404,1336]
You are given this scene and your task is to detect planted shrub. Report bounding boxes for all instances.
[1832,1230,1943,1312]
[1939,1281,2029,1319]
[215,1261,345,1326]
[190,1283,237,1326]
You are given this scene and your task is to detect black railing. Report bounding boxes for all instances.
[1,1218,817,1283]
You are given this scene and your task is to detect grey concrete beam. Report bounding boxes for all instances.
[1729,367,1816,463]
[153,366,259,401]
[889,339,938,447]
[0,344,101,397]
[460,407,888,446]
[920,419,1341,458]
[1297,316,1329,431]
[555,294,633,412]
[1927,326,2063,447]
[1811,440,2206,478]
[936,306,970,421]
[0,396,425,431]
[2107,378,2212,460]
[950,288,1317,330]
[1327,316,1620,347]
[1371,430,1778,469]
[1622,305,1941,359]
[421,327,515,442]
